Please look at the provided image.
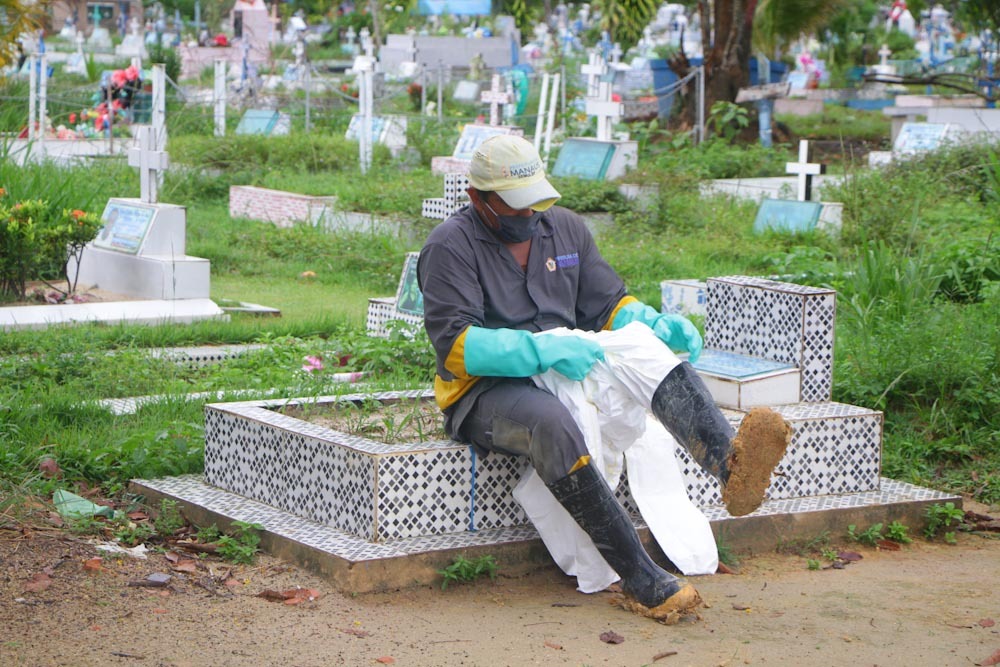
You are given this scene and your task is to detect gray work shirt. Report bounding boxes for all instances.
[417,203,627,436]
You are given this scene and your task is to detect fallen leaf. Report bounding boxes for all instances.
[223,578,242,588]
[164,551,180,564]
[170,559,199,573]
[600,630,625,644]
[976,648,1000,666]
[980,619,996,628]
[375,657,395,664]
[128,573,172,588]
[876,539,902,551]
[23,572,53,593]
[38,457,62,479]
[152,608,168,614]
[82,557,104,573]
[731,604,752,611]
[716,563,736,574]
[257,588,321,604]
[340,628,370,638]
[544,641,563,650]
[127,510,148,521]
[837,551,863,562]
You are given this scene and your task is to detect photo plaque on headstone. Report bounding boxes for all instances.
[550,138,616,180]
[893,122,951,153]
[235,109,281,135]
[92,201,157,255]
[753,198,823,234]
[394,252,423,316]
[452,124,514,160]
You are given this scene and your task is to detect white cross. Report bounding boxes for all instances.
[610,42,623,64]
[128,126,169,204]
[878,43,892,68]
[480,73,512,126]
[785,140,825,201]
[585,81,622,141]
[580,50,606,98]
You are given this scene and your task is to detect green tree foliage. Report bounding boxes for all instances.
[593,0,658,52]
[0,0,41,68]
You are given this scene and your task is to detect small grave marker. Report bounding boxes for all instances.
[585,81,623,142]
[893,122,951,153]
[394,252,423,315]
[551,138,616,180]
[235,109,280,135]
[452,124,514,160]
[753,198,823,234]
[784,140,825,201]
[452,80,481,103]
[580,50,607,98]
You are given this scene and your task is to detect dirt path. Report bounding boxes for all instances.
[3,512,999,667]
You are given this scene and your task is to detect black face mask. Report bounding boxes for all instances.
[484,202,542,243]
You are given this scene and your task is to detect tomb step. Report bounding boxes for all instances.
[131,473,960,594]
[203,391,883,544]
[691,348,801,410]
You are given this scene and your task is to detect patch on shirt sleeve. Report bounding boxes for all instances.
[554,253,580,269]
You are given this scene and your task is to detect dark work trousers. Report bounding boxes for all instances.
[456,377,589,485]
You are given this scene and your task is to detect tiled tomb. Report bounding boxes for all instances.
[134,274,960,581]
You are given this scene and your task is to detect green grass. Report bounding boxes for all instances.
[2,123,999,509]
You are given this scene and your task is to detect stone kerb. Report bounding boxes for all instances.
[229,186,338,228]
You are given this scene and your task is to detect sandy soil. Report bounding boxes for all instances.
[3,502,999,667]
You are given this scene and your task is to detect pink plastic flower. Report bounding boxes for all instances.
[302,356,324,373]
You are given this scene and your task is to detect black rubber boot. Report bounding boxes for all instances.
[546,464,697,610]
[651,361,736,483]
[651,361,792,517]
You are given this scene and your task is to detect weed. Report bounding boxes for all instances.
[438,555,498,590]
[807,559,821,571]
[847,523,884,547]
[885,520,913,544]
[821,548,840,562]
[154,499,186,537]
[776,531,831,556]
[216,520,264,565]
[924,502,965,539]
[196,524,223,543]
[113,521,154,547]
[943,531,958,545]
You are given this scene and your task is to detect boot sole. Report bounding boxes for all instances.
[721,407,792,517]
[616,583,704,624]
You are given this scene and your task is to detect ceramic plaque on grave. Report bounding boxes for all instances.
[452,124,515,161]
[235,109,280,135]
[346,114,387,144]
[394,252,423,316]
[753,198,823,234]
[550,138,615,180]
[92,201,156,255]
[452,80,482,103]
[893,122,950,153]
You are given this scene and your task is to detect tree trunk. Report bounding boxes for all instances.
[668,0,756,130]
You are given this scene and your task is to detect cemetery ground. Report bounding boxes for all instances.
[1,504,1000,667]
[2,101,999,665]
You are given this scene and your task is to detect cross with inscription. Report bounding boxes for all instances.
[128,125,169,203]
[580,50,607,98]
[585,80,622,141]
[480,73,512,126]
[785,139,825,201]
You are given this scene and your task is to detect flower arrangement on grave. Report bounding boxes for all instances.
[0,191,103,302]
[407,82,422,111]
[55,65,145,140]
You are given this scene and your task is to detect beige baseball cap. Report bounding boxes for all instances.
[468,135,561,211]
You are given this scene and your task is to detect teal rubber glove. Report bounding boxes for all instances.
[464,327,605,381]
[612,301,703,363]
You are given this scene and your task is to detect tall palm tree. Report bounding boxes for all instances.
[0,0,43,69]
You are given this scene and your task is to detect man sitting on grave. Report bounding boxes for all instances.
[417,135,791,619]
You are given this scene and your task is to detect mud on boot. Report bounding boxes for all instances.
[720,407,792,517]
[651,362,792,517]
